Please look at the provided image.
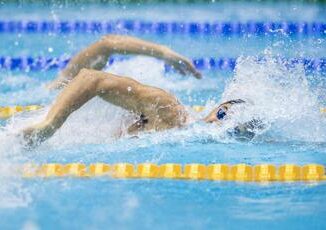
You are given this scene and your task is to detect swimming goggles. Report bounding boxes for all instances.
[216,107,227,120]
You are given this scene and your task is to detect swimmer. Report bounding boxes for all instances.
[22,35,257,146]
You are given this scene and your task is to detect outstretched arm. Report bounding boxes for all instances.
[24,68,181,147]
[101,35,201,77]
[48,35,201,89]
[24,69,133,146]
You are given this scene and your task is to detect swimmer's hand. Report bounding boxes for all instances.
[163,48,202,79]
[21,128,43,149]
[21,122,55,148]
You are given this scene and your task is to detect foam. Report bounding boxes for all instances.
[220,54,326,142]
[3,55,326,149]
[0,55,325,208]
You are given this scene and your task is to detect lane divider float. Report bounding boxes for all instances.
[0,20,325,36]
[1,105,325,120]
[0,56,325,72]
[0,105,42,119]
[22,163,326,182]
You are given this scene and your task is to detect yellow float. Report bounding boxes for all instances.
[21,163,326,182]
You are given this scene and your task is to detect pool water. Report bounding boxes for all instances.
[0,2,326,229]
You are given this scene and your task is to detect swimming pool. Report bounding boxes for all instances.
[0,2,326,229]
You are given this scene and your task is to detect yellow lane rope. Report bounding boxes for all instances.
[22,163,326,182]
[1,105,325,119]
[0,105,42,119]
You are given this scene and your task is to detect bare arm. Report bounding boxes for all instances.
[25,69,135,146]
[101,35,201,77]
[24,69,182,147]
[48,35,201,89]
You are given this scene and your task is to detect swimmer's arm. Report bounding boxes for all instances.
[101,35,201,78]
[47,38,112,89]
[23,69,151,147]
[48,35,201,89]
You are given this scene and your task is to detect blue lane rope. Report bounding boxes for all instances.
[0,56,325,72]
[0,20,325,36]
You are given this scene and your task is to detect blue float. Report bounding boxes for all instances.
[0,20,324,36]
[0,56,325,73]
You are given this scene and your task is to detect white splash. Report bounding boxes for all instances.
[106,56,218,91]
[3,55,326,151]
[0,130,33,208]
[219,55,326,142]
[0,54,325,208]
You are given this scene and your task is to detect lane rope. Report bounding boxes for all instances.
[0,56,325,72]
[0,20,325,36]
[1,105,325,120]
[0,105,42,119]
[22,163,326,182]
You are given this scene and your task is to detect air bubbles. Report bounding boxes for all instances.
[48,47,54,53]
[50,9,58,21]
[220,54,326,142]
[272,41,284,48]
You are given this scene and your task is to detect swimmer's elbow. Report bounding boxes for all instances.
[102,34,123,40]
[101,35,125,49]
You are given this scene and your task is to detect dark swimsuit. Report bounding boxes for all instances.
[134,114,149,130]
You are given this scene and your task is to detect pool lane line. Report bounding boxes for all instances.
[0,105,42,119]
[0,20,325,36]
[21,163,326,182]
[1,105,325,120]
[0,56,325,72]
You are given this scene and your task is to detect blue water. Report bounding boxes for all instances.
[0,2,326,229]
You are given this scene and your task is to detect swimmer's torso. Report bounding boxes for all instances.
[97,73,188,134]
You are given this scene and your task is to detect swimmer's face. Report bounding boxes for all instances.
[203,99,245,124]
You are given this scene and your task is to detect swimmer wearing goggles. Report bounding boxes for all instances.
[202,99,263,140]
[22,35,257,147]
[203,99,246,123]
